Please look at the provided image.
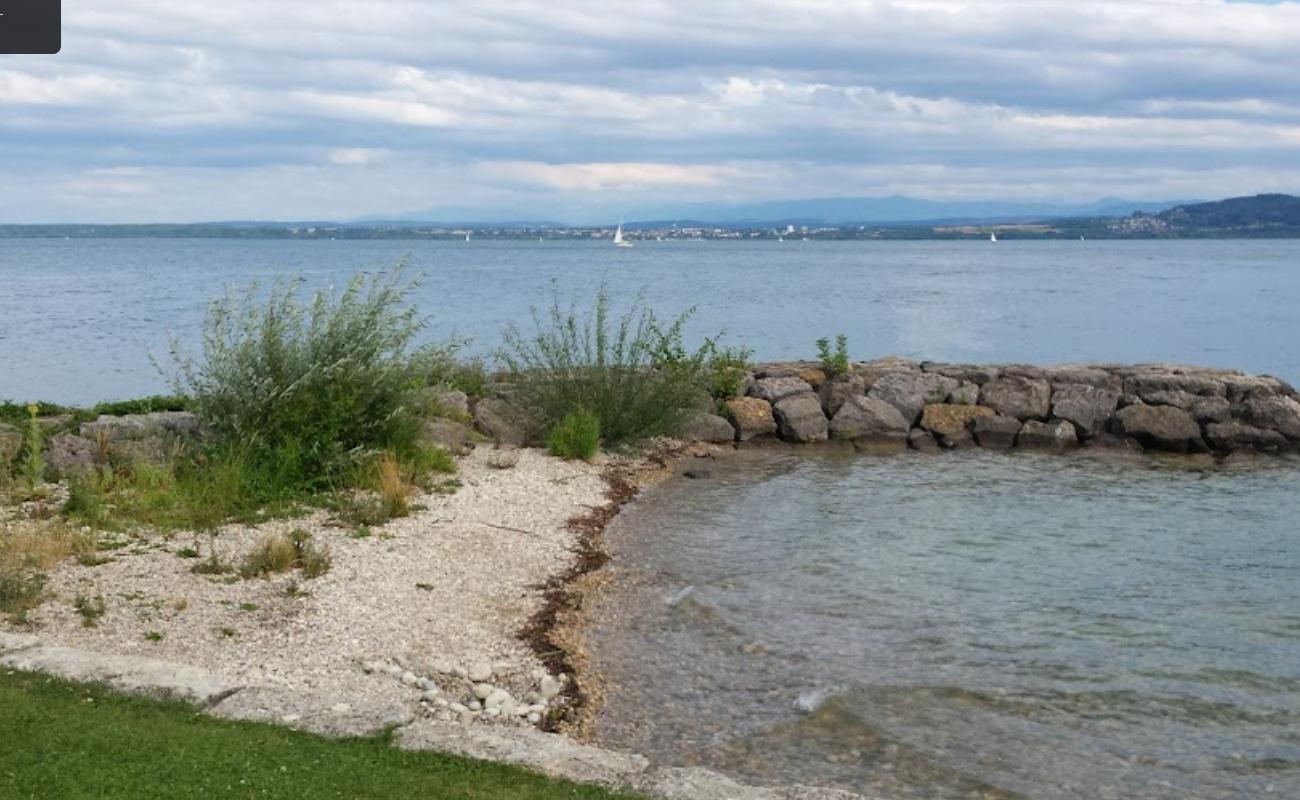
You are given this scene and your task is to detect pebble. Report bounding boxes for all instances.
[451,666,467,679]
[473,683,493,700]
[468,662,493,682]
[492,661,512,676]
[431,660,453,675]
[468,700,482,711]
[539,676,562,700]
[421,690,440,703]
[400,671,419,686]
[331,703,352,714]
[434,698,449,708]
[527,712,541,724]
[448,702,468,714]
[485,707,500,717]
[385,664,404,678]
[421,679,439,691]
[514,704,530,717]
[485,688,512,709]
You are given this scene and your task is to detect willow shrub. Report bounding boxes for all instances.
[168,269,431,492]
[497,287,708,448]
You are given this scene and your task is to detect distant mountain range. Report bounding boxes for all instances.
[1053,194,1300,238]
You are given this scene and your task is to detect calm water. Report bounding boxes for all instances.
[2,238,1299,404]
[592,450,1300,799]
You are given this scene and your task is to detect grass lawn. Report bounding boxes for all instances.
[0,670,641,799]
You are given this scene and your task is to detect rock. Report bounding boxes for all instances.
[211,687,413,738]
[448,702,469,715]
[473,684,493,700]
[0,423,21,465]
[539,676,562,700]
[683,469,712,480]
[678,411,736,444]
[817,374,866,418]
[47,434,97,476]
[724,397,777,442]
[867,372,959,426]
[527,712,542,724]
[1,645,236,706]
[980,375,1052,421]
[1123,372,1225,401]
[1237,395,1300,440]
[1084,432,1145,452]
[1205,422,1288,453]
[972,415,1022,449]
[919,404,994,438]
[796,368,829,388]
[1112,404,1205,453]
[1050,383,1120,438]
[1191,396,1232,424]
[428,388,470,417]
[946,382,980,406]
[473,397,529,445]
[1043,366,1121,390]
[468,662,493,682]
[772,393,829,443]
[79,411,201,442]
[907,428,940,453]
[922,362,1000,385]
[423,418,473,455]
[1224,375,1292,403]
[485,689,513,709]
[828,395,910,443]
[0,632,41,654]
[1016,419,1079,450]
[401,671,419,686]
[997,364,1048,381]
[748,377,814,404]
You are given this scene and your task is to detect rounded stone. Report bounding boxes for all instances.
[473,683,493,700]
[527,712,542,724]
[400,671,419,686]
[468,662,493,682]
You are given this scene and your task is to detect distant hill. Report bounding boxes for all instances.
[1056,194,1300,238]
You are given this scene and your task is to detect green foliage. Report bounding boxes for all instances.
[239,529,331,580]
[415,340,490,398]
[0,570,45,617]
[702,343,752,400]
[815,334,850,377]
[91,395,190,416]
[167,268,429,493]
[0,670,645,800]
[546,408,601,461]
[73,592,106,628]
[20,404,45,492]
[498,286,704,446]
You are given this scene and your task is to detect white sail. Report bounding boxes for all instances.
[990,232,998,243]
[614,222,633,247]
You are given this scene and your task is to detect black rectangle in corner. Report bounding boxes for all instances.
[0,0,60,54]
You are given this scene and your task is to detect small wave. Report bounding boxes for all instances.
[794,686,841,713]
[664,585,695,607]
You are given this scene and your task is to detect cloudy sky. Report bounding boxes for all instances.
[2,0,1298,223]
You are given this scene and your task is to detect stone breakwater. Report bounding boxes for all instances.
[674,358,1300,456]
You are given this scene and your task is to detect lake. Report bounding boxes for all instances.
[2,238,1298,404]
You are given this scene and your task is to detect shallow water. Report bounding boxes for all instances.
[2,238,1300,403]
[591,450,1300,799]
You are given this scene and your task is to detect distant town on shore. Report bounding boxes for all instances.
[3,193,1298,241]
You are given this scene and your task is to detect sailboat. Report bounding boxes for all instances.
[613,222,633,248]
[990,232,998,243]
[465,231,471,242]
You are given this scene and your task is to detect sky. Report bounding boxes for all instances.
[1,0,1298,223]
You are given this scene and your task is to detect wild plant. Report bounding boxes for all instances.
[816,334,851,377]
[20,404,44,493]
[546,408,601,461]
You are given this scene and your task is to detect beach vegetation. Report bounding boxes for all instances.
[816,334,851,376]
[546,408,601,461]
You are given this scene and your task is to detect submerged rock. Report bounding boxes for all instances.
[907,428,940,453]
[1112,404,1204,453]
[972,415,1022,450]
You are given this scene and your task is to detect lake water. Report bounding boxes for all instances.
[2,238,1299,404]
[592,450,1300,799]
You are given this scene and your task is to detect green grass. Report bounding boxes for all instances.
[0,671,641,800]
[546,408,601,461]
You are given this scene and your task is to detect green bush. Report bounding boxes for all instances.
[167,269,429,491]
[546,408,601,461]
[703,344,752,400]
[816,334,850,376]
[498,287,704,447]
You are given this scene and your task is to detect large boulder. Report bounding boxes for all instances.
[1017,419,1079,450]
[422,418,473,455]
[817,374,866,418]
[1191,396,1232,424]
[980,375,1052,421]
[1205,422,1288,454]
[1224,375,1294,403]
[867,373,959,427]
[1123,372,1225,402]
[972,415,1022,450]
[679,411,737,444]
[772,393,829,443]
[79,411,201,442]
[1236,395,1300,440]
[747,377,814,404]
[724,398,777,442]
[472,397,530,445]
[47,434,98,476]
[1044,366,1121,390]
[907,428,940,453]
[1112,404,1204,453]
[946,382,980,406]
[919,404,994,438]
[1050,383,1120,438]
[921,362,999,385]
[829,396,909,442]
[0,423,21,466]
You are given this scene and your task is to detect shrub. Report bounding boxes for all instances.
[374,452,410,519]
[703,343,752,400]
[497,287,704,446]
[546,408,601,461]
[167,268,429,492]
[19,404,44,493]
[816,334,850,377]
[239,534,298,579]
[414,341,489,398]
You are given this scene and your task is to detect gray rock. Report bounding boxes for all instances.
[679,411,737,444]
[1112,404,1205,453]
[0,423,21,465]
[1,645,238,705]
[817,374,866,418]
[1141,389,1199,410]
[539,676,562,700]
[1050,383,1120,438]
[473,398,529,445]
[828,396,909,442]
[946,382,980,406]
[724,397,777,442]
[1191,396,1232,424]
[430,389,470,417]
[1016,419,1079,450]
[47,433,98,476]
[211,687,412,738]
[748,377,814,404]
[980,375,1052,421]
[1043,366,1122,390]
[1084,432,1145,452]
[867,373,959,426]
[1123,373,1225,401]
[78,411,202,444]
[772,393,829,443]
[423,418,473,455]
[468,662,493,682]
[972,415,1022,449]
[1224,375,1292,403]
[1205,422,1288,453]
[1237,395,1300,439]
[921,362,1000,385]
[907,428,940,453]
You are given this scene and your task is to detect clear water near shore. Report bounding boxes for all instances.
[591,450,1300,800]
[3,238,1300,404]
